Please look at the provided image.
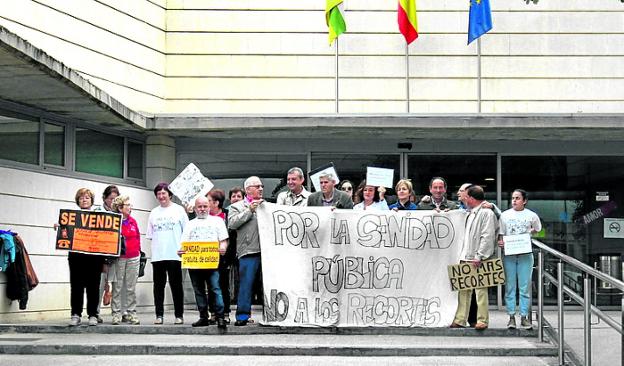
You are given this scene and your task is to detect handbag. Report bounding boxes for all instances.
[138,251,147,278]
[102,282,112,306]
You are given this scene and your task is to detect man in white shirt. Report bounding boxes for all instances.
[180,196,229,329]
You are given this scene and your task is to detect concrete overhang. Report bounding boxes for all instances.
[151,114,624,141]
[0,26,148,132]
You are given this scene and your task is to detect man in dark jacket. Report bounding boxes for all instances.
[307,173,353,209]
[417,177,458,211]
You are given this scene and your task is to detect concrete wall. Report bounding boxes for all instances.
[164,0,624,114]
[2,1,624,115]
[0,166,168,322]
[0,0,166,113]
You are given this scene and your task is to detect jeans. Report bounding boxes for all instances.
[208,257,231,315]
[112,256,140,314]
[152,260,184,318]
[189,269,224,318]
[504,253,534,316]
[68,253,104,317]
[236,254,261,321]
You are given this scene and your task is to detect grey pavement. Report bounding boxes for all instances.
[0,355,559,366]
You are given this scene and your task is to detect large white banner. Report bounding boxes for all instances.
[257,203,467,327]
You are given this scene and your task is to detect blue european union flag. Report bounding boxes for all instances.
[468,0,493,45]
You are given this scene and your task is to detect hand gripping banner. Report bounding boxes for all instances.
[256,203,467,327]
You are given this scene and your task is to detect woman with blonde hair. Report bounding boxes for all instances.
[389,179,417,210]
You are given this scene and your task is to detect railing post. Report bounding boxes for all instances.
[583,275,591,366]
[558,260,565,365]
[538,249,544,342]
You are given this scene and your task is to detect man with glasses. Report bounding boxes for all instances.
[228,176,264,326]
[276,167,311,207]
[308,173,354,209]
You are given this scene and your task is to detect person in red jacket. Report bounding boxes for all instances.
[110,195,141,325]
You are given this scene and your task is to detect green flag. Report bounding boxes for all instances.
[326,0,346,45]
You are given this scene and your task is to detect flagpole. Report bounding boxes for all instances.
[405,42,410,113]
[477,38,482,114]
[335,38,339,114]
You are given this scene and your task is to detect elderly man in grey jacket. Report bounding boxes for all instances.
[451,185,498,330]
[228,176,264,326]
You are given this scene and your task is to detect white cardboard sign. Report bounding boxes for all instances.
[366,167,394,188]
[309,163,340,192]
[503,233,533,255]
[169,163,214,205]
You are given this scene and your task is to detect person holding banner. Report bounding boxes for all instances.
[228,176,265,326]
[389,179,417,210]
[498,189,542,330]
[308,173,353,209]
[451,185,498,330]
[353,180,389,211]
[180,196,229,329]
[338,180,355,200]
[66,188,106,326]
[110,195,141,325]
[147,183,189,325]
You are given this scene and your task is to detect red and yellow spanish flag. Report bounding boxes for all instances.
[398,0,418,44]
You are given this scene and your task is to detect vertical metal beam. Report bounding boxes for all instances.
[558,261,565,365]
[496,153,503,309]
[583,275,592,366]
[306,151,312,191]
[538,250,544,342]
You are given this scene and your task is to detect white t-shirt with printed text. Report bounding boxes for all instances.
[146,203,189,262]
[499,208,542,236]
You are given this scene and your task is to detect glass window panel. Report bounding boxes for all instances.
[0,115,39,165]
[127,140,144,179]
[75,128,123,178]
[407,155,497,201]
[44,123,64,166]
[502,156,624,306]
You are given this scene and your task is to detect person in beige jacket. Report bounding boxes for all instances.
[451,185,498,330]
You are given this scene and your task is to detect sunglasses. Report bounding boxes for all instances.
[341,186,353,191]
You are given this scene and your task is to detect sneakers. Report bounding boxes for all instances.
[174,317,184,325]
[112,313,121,325]
[154,317,163,325]
[88,316,98,326]
[69,315,81,326]
[520,316,533,330]
[192,318,210,327]
[127,313,140,325]
[121,313,130,323]
[223,313,231,324]
[96,315,103,324]
[507,316,517,329]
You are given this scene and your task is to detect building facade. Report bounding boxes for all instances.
[1,0,624,320]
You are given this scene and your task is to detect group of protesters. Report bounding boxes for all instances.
[63,166,541,331]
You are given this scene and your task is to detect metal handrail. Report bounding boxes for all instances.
[533,239,624,366]
[532,240,624,292]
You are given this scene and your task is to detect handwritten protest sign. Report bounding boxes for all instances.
[257,204,467,327]
[366,167,394,188]
[309,162,339,192]
[447,258,505,291]
[169,163,214,205]
[503,233,533,255]
[181,241,219,269]
[56,209,122,256]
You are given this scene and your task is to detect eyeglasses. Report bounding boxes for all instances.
[248,184,264,189]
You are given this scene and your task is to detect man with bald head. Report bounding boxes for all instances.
[228,176,265,326]
[179,196,229,329]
